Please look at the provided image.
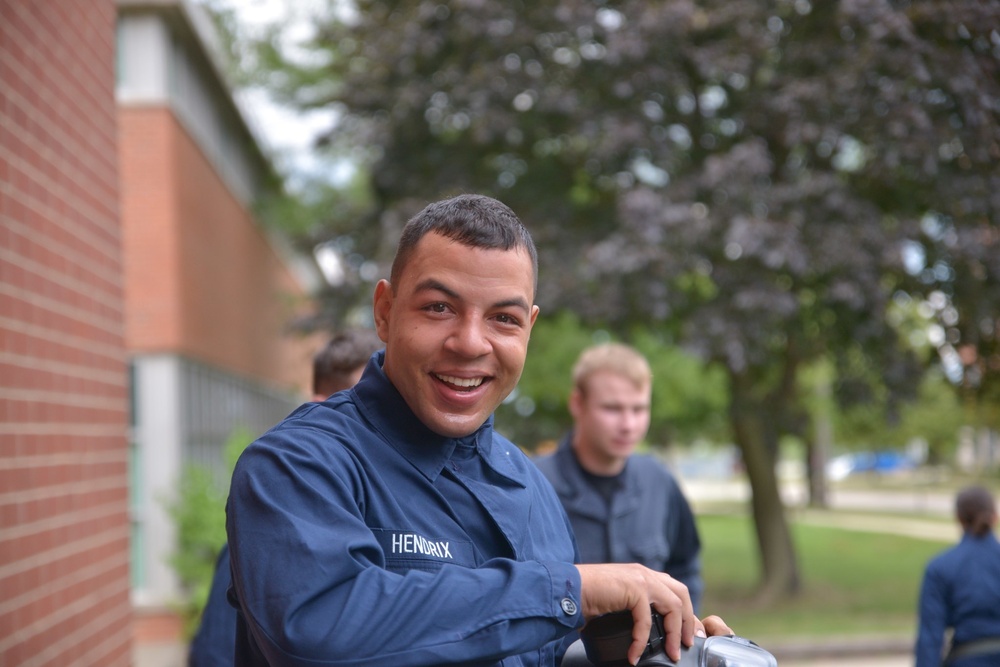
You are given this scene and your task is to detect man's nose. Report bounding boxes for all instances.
[446,317,492,357]
[621,410,643,431]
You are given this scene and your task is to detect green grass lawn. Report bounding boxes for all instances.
[698,512,951,643]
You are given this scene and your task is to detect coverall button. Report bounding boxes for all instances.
[560,598,578,615]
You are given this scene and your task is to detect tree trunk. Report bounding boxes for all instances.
[807,373,833,507]
[806,439,828,508]
[729,373,801,602]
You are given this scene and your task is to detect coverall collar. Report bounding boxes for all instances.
[354,351,522,487]
[549,432,643,521]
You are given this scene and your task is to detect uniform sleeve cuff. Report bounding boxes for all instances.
[540,561,584,628]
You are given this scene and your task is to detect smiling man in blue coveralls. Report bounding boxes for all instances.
[225,194,731,667]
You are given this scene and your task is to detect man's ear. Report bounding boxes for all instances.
[528,304,539,338]
[568,387,584,421]
[373,280,392,342]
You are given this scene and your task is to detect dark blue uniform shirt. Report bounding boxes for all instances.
[188,544,237,667]
[916,531,1000,667]
[534,437,703,614]
[226,352,583,666]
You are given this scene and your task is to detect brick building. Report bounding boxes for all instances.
[1,1,133,665]
[2,0,323,663]
[117,0,322,641]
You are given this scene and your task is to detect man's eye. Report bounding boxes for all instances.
[494,313,521,326]
[427,303,448,313]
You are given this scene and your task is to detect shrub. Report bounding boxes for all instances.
[165,426,254,638]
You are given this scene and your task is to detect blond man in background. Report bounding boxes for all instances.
[535,342,704,612]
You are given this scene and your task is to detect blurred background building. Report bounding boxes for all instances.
[1,2,130,664]
[2,0,322,663]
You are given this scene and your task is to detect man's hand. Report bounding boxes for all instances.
[576,563,696,665]
[698,614,733,638]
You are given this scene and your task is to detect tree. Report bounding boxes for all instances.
[219,0,1000,600]
[493,311,730,451]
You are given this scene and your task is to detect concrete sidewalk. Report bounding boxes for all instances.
[783,656,910,666]
[134,640,186,667]
[769,634,914,666]
[790,507,956,542]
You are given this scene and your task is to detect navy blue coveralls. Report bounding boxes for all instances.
[534,437,703,614]
[226,352,583,666]
[188,543,237,667]
[916,531,1000,667]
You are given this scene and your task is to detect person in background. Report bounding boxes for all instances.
[225,194,731,667]
[187,329,384,667]
[916,485,1000,667]
[311,328,385,401]
[534,342,704,613]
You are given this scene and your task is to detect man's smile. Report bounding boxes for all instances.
[434,374,486,390]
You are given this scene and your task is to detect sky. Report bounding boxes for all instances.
[202,0,348,188]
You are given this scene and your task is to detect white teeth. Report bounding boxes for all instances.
[436,374,483,388]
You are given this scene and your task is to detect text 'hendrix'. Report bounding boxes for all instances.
[391,532,453,559]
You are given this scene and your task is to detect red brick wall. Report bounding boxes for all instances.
[119,108,184,357]
[120,108,318,395]
[0,1,133,666]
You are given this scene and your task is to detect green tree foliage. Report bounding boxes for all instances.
[165,427,254,637]
[632,327,730,445]
[215,0,1000,599]
[494,312,729,450]
[834,367,965,464]
[166,464,226,637]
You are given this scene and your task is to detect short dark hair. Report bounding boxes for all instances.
[956,485,997,537]
[389,194,538,297]
[312,328,384,396]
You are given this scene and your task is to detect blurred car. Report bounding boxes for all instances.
[826,450,916,481]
